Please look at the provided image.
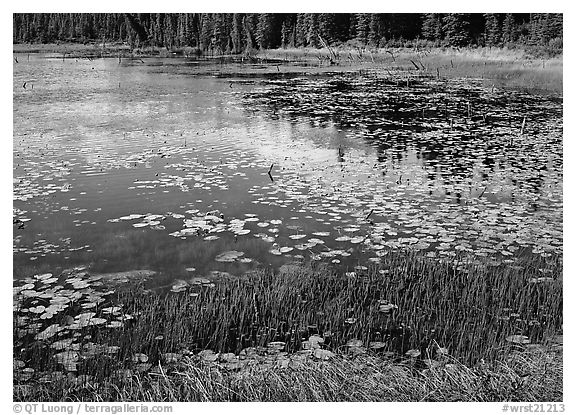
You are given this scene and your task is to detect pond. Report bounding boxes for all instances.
[13,55,563,287]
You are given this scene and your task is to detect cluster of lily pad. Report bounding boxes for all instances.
[239,71,562,264]
[13,248,562,389]
[14,65,562,280]
[13,268,153,376]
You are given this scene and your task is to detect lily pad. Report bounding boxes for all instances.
[405,349,421,358]
[313,349,335,360]
[378,300,398,313]
[346,339,363,348]
[132,353,149,363]
[369,342,387,350]
[54,351,79,371]
[506,335,530,345]
[36,324,63,341]
[215,250,245,262]
[171,280,189,293]
[162,353,182,363]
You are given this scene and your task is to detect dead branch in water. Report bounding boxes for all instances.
[317,33,337,65]
[409,60,421,70]
[365,209,375,220]
[268,163,274,182]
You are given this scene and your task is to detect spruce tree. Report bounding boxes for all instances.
[368,14,382,46]
[484,13,501,47]
[295,14,307,47]
[305,14,320,48]
[200,14,213,50]
[182,14,195,47]
[212,14,227,52]
[541,13,562,44]
[348,14,357,41]
[318,13,336,43]
[355,13,370,45]
[501,13,516,43]
[243,14,258,50]
[421,13,442,41]
[529,13,543,45]
[280,19,294,48]
[231,14,244,53]
[257,13,274,49]
[442,13,471,47]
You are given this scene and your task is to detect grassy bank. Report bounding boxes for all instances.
[14,252,562,401]
[15,344,562,402]
[257,46,563,93]
[13,43,562,93]
[13,42,132,55]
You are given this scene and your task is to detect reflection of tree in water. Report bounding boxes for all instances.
[368,128,483,184]
[243,73,562,194]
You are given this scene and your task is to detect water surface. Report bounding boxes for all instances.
[13,55,563,285]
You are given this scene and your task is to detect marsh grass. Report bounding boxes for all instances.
[13,43,562,93]
[258,46,562,93]
[128,254,561,360]
[14,342,562,402]
[13,252,562,401]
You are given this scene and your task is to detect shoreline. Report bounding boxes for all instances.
[15,341,563,402]
[13,40,563,401]
[14,253,563,402]
[13,43,563,94]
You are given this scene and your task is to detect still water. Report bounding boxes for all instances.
[13,55,563,285]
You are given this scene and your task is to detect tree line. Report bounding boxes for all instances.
[13,13,563,53]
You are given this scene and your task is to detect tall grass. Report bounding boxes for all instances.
[103,253,562,363]
[14,252,562,401]
[14,343,562,402]
[257,46,562,93]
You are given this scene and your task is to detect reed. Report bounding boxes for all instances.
[14,251,562,401]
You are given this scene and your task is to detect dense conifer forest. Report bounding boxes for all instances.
[13,13,563,55]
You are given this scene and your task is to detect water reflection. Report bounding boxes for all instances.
[13,56,563,284]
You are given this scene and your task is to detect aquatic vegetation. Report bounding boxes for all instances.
[13,251,561,397]
[12,55,562,402]
[214,250,245,262]
[506,335,531,345]
[14,60,562,279]
[170,280,188,293]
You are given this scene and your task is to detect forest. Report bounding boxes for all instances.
[13,13,563,55]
